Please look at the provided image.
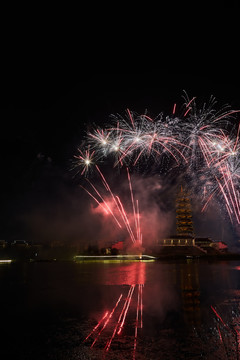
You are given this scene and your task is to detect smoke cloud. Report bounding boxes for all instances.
[14,160,239,252]
[17,164,176,251]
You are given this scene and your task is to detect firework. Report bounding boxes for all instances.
[79,164,142,247]
[86,108,189,169]
[74,92,240,360]
[71,145,96,176]
[73,91,240,235]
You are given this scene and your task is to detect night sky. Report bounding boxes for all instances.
[1,2,240,248]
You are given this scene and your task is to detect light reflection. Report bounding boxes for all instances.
[74,254,156,261]
[83,261,146,358]
[179,262,201,326]
[0,259,12,264]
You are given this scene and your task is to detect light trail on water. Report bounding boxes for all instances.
[82,263,146,358]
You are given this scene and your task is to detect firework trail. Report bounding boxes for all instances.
[73,93,240,359]
[84,108,189,169]
[76,162,143,247]
[196,125,240,224]
[73,91,240,234]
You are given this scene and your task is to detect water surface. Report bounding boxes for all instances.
[1,259,240,359]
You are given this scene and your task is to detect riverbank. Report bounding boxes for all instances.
[2,249,240,263]
[154,252,240,262]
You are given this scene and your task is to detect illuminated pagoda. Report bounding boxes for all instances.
[156,186,223,257]
[163,185,195,246]
[176,185,194,239]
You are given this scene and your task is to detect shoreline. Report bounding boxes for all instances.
[2,252,240,263]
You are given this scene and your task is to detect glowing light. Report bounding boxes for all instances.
[83,311,109,342]
[78,165,144,247]
[73,91,240,358]
[74,254,156,260]
[91,294,123,348]
[82,262,146,357]
[73,90,240,239]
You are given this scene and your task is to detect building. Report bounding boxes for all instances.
[195,237,213,248]
[163,234,196,246]
[176,185,194,238]
[155,185,228,257]
[162,186,195,246]
[155,185,224,257]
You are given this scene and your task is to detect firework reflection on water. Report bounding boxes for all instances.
[82,262,145,359]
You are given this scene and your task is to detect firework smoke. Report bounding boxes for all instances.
[73,91,240,246]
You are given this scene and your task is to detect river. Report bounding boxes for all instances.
[1,258,240,359]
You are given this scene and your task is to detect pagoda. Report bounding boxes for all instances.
[162,185,195,246]
[176,185,194,238]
